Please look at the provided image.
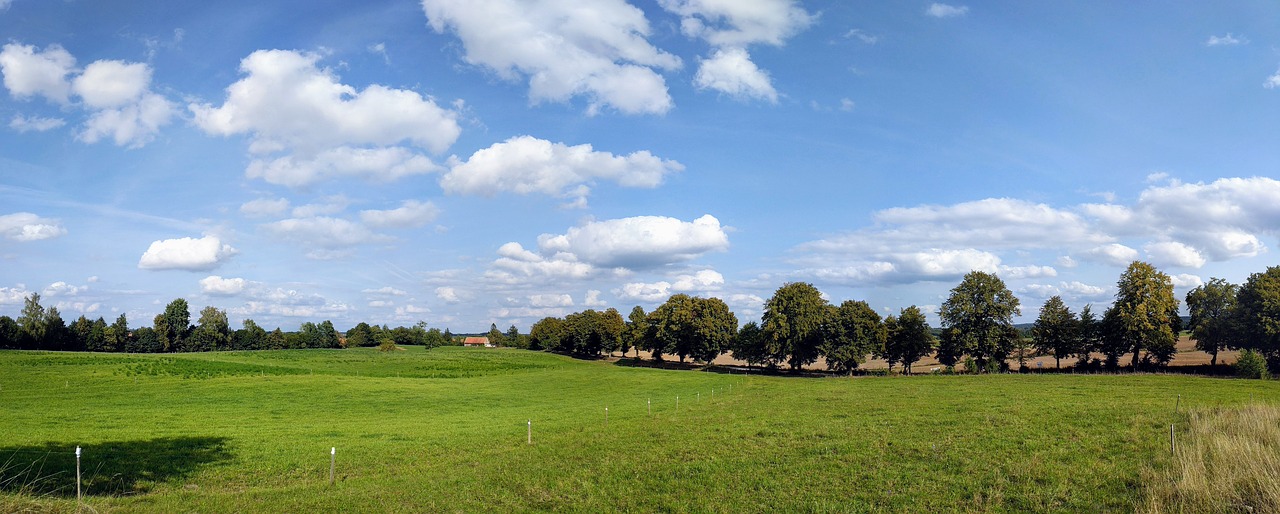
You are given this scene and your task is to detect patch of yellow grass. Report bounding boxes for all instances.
[1143,404,1280,513]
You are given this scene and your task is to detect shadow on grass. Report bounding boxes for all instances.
[0,436,233,497]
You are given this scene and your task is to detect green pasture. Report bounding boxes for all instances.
[1,347,1275,512]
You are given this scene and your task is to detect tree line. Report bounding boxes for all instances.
[4,261,1280,375]
[0,295,455,352]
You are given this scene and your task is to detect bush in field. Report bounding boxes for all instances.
[378,336,398,352]
[1234,349,1269,379]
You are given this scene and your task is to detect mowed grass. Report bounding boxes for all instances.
[1,348,1276,512]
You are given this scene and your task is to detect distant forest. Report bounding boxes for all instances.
[3,261,1279,375]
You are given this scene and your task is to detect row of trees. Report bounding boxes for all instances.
[0,295,449,352]
[6,262,1280,375]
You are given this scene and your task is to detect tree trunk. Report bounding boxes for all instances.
[1056,356,1060,369]
[1210,350,1217,366]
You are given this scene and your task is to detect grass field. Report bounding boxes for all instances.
[1,347,1276,512]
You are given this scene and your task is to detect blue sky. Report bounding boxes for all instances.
[1,0,1278,332]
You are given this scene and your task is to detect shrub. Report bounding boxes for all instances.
[377,336,398,352]
[1234,349,1270,379]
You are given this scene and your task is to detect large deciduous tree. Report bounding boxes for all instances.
[732,321,770,368]
[529,316,566,353]
[821,300,885,374]
[622,306,647,359]
[1185,278,1240,366]
[881,306,935,374]
[1112,261,1180,369]
[1236,266,1280,368]
[939,271,1021,372]
[188,306,231,352]
[1032,296,1079,369]
[762,282,829,370]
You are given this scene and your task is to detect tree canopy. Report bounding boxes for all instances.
[939,271,1021,372]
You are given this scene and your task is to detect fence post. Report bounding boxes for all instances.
[527,420,532,445]
[1169,424,1175,455]
[75,446,82,506]
[1174,394,1180,414]
[329,447,336,486]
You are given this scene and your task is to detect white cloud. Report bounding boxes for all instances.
[240,198,290,218]
[360,200,440,229]
[694,47,777,102]
[839,98,855,112]
[925,3,969,18]
[1021,281,1105,301]
[0,285,31,305]
[488,242,596,282]
[200,275,248,295]
[0,43,74,103]
[138,235,238,271]
[42,281,86,297]
[1205,33,1246,46]
[9,114,64,132]
[1083,243,1139,266]
[363,286,408,296]
[55,301,100,314]
[78,92,175,148]
[1134,177,1280,259]
[1056,256,1078,268]
[368,300,394,308]
[1170,274,1204,288]
[192,49,459,185]
[537,214,729,269]
[1,45,173,147]
[529,294,573,308]
[583,289,607,307]
[617,269,724,302]
[290,195,349,218]
[247,146,440,188]
[441,135,682,206]
[0,212,66,241]
[844,29,878,44]
[435,286,462,303]
[72,60,150,108]
[422,0,680,115]
[1060,281,1106,297]
[1267,69,1280,90]
[998,265,1057,280]
[261,217,390,250]
[1144,241,1207,268]
[661,0,814,48]
[661,0,813,103]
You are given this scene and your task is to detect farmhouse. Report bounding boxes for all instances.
[463,336,492,348]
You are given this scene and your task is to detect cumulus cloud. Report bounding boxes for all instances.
[1,44,174,147]
[1170,274,1204,288]
[617,269,725,302]
[0,285,31,305]
[538,214,730,269]
[240,198,290,218]
[0,43,74,103]
[9,114,64,132]
[925,3,969,17]
[999,265,1057,280]
[583,289,607,307]
[290,195,349,218]
[435,286,462,303]
[1083,243,1140,266]
[1268,69,1280,89]
[1021,281,1106,301]
[423,0,680,115]
[529,294,573,308]
[441,135,682,207]
[660,0,813,102]
[1133,177,1280,259]
[138,235,238,271]
[42,281,86,297]
[1144,241,1207,268]
[192,49,459,186]
[78,91,175,148]
[694,47,776,102]
[359,200,440,228]
[0,212,66,241]
[229,286,352,319]
[200,275,248,295]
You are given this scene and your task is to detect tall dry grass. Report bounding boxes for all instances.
[1143,403,1280,513]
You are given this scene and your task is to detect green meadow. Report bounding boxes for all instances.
[1,347,1275,512]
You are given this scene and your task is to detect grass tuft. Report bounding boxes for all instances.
[1143,403,1280,513]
